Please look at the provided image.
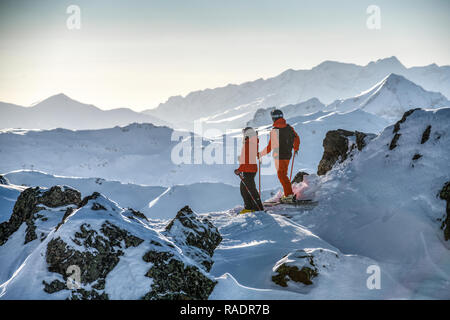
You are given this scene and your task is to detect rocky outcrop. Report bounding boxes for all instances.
[0,174,9,185]
[1,186,222,300]
[317,129,374,176]
[440,182,450,241]
[0,186,81,245]
[44,221,144,299]
[292,171,309,184]
[142,249,216,300]
[165,206,222,271]
[389,108,420,150]
[272,248,339,287]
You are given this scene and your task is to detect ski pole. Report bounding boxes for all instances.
[236,172,263,211]
[256,132,261,198]
[289,150,296,182]
[258,158,261,197]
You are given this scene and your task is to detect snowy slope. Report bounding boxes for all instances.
[4,171,165,218]
[0,123,232,187]
[0,93,167,130]
[3,171,264,220]
[0,184,24,223]
[207,210,407,299]
[0,110,388,190]
[326,74,450,121]
[145,57,450,129]
[286,108,450,298]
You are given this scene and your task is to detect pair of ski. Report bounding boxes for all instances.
[263,199,319,208]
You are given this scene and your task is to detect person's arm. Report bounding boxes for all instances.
[258,131,272,157]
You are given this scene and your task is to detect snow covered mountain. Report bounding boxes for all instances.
[2,108,448,299]
[0,93,167,130]
[0,122,234,187]
[0,186,222,299]
[247,98,326,127]
[326,74,450,121]
[211,107,450,299]
[0,109,389,189]
[144,57,450,129]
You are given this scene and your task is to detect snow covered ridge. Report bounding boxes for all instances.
[286,107,450,298]
[0,93,168,130]
[0,185,222,299]
[145,57,450,128]
[325,74,450,122]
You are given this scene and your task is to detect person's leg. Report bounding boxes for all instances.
[276,159,293,196]
[240,178,253,210]
[243,172,263,210]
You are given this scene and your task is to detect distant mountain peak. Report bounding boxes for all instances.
[34,93,76,107]
[369,56,405,69]
[382,72,407,84]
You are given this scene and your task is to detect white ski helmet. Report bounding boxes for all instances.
[242,127,257,139]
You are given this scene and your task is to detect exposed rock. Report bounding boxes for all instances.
[272,263,317,287]
[389,108,421,150]
[421,125,432,144]
[317,129,374,175]
[3,189,221,300]
[43,279,67,294]
[272,248,338,288]
[39,186,81,208]
[292,171,309,184]
[393,108,420,134]
[78,192,101,208]
[389,133,401,150]
[125,208,149,221]
[0,175,9,185]
[0,186,81,246]
[165,206,222,271]
[272,250,318,287]
[45,220,143,299]
[439,182,450,241]
[412,154,422,161]
[142,249,216,300]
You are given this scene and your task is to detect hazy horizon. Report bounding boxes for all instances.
[1,0,449,111]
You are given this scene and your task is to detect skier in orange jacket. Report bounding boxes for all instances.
[258,109,300,203]
[235,127,263,213]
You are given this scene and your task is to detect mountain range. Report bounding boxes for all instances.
[1,57,449,131]
[0,94,167,130]
[144,57,450,128]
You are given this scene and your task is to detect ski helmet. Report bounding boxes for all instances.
[270,109,283,122]
[242,127,257,139]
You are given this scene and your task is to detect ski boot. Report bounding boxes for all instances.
[239,209,255,214]
[280,194,296,204]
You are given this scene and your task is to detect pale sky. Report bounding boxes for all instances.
[0,0,449,111]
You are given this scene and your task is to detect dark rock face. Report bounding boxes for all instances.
[272,251,319,287]
[439,182,450,241]
[142,249,216,300]
[317,129,374,176]
[421,125,432,144]
[389,108,421,150]
[0,175,9,185]
[292,171,309,184]
[165,206,222,271]
[45,221,143,299]
[0,186,81,246]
